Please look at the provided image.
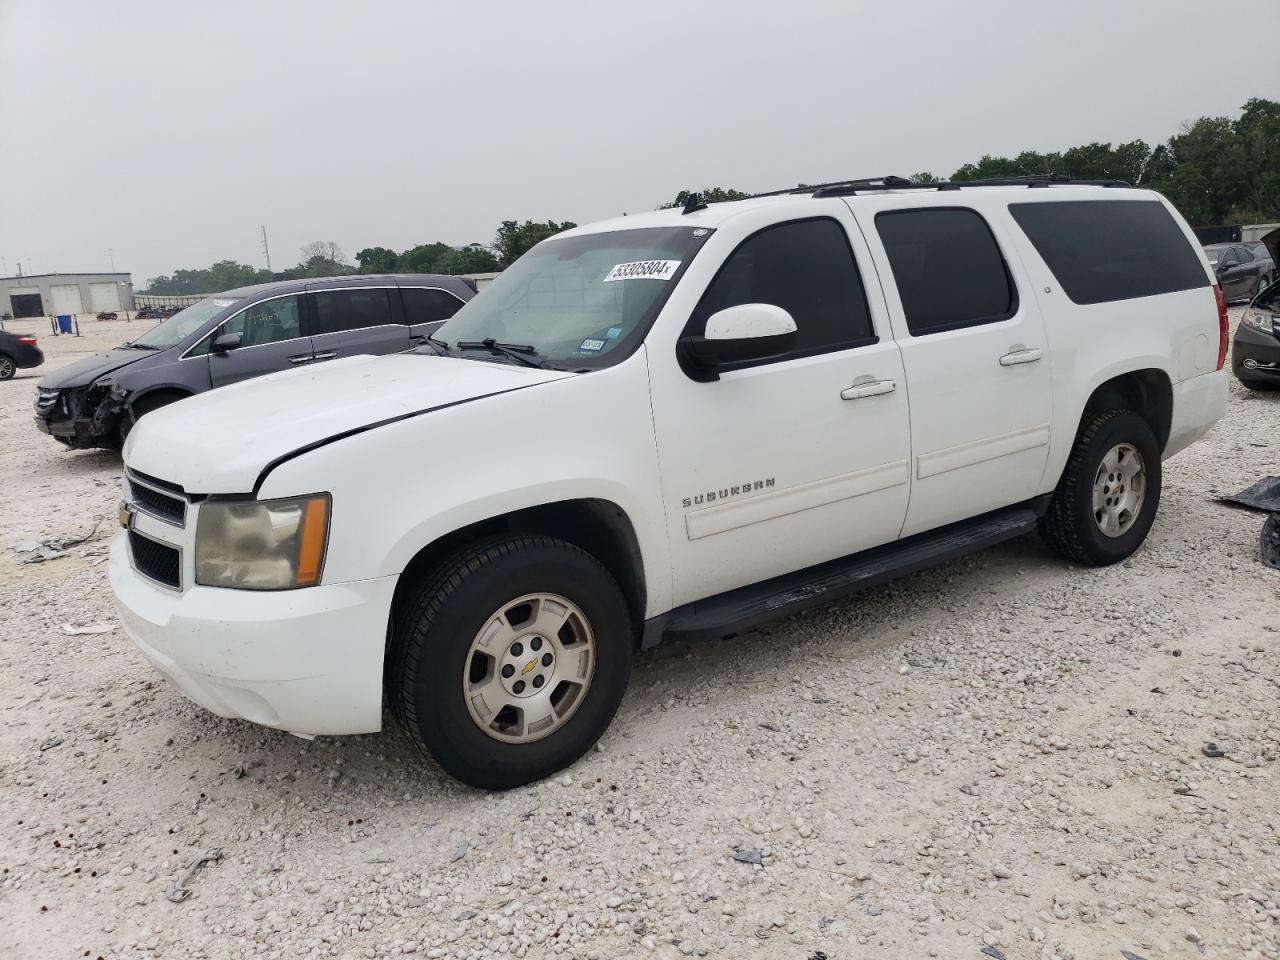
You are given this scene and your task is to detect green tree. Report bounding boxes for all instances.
[908,172,938,183]
[435,245,500,274]
[297,241,351,278]
[143,260,269,294]
[397,242,453,273]
[661,186,750,209]
[356,246,399,273]
[493,219,577,267]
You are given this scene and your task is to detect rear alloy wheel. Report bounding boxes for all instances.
[0,355,16,381]
[390,536,632,789]
[1039,409,1162,566]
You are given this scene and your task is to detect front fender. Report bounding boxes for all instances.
[258,358,673,617]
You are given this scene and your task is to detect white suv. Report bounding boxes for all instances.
[111,177,1229,788]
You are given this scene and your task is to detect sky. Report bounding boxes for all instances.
[2,0,1278,286]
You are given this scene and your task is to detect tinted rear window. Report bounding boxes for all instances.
[312,289,394,334]
[401,287,466,325]
[1009,200,1208,305]
[875,208,1016,335]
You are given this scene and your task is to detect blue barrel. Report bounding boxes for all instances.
[57,314,73,334]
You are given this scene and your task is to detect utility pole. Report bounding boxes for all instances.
[260,226,273,273]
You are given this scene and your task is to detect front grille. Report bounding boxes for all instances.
[35,388,62,416]
[130,479,186,526]
[129,531,181,589]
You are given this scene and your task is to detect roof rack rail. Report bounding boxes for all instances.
[749,174,1132,200]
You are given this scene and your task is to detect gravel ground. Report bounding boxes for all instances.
[2,312,1278,960]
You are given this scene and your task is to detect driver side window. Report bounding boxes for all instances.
[686,218,874,366]
[222,296,302,347]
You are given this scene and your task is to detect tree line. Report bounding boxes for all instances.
[143,220,577,295]
[144,98,1277,295]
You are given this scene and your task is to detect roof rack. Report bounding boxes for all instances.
[749,174,1132,200]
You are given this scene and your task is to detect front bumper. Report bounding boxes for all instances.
[1232,321,1280,384]
[34,385,121,447]
[34,414,98,445]
[108,532,396,736]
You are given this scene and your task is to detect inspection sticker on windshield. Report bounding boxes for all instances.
[577,338,607,353]
[603,260,681,283]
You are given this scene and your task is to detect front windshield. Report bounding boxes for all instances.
[1204,249,1221,263]
[130,297,240,349]
[435,226,713,369]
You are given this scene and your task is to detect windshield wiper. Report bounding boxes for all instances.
[455,339,547,368]
[412,334,451,355]
[121,342,161,350]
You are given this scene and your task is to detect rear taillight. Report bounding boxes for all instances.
[18,336,37,345]
[1214,283,1228,370]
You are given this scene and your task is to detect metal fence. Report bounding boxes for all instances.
[134,293,206,309]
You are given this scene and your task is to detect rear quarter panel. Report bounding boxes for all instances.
[998,192,1219,492]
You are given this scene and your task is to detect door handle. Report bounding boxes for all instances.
[312,351,338,361]
[288,354,314,365]
[999,348,1043,366]
[840,379,896,400]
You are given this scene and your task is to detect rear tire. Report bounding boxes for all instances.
[0,354,15,381]
[389,536,632,789]
[1038,409,1162,566]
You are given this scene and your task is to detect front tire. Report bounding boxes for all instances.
[1039,409,1162,566]
[389,536,632,789]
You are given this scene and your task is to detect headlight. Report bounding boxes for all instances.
[194,493,330,589]
[1241,307,1275,335]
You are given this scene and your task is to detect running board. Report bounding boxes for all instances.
[643,499,1047,648]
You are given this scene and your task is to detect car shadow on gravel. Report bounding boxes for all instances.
[49,448,121,473]
[148,533,1061,806]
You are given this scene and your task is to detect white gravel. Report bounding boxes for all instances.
[2,312,1278,960]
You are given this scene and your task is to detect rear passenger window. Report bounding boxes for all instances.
[1009,200,1209,305]
[688,218,873,361]
[311,289,393,335]
[875,208,1017,336]
[401,287,465,325]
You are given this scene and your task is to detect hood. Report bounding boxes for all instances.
[124,353,573,493]
[38,348,149,389]
[1263,227,1280,268]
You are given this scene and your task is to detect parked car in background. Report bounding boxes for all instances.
[33,274,476,448]
[111,178,1228,788]
[1203,242,1272,302]
[0,329,44,380]
[1248,240,1276,284]
[1232,228,1280,391]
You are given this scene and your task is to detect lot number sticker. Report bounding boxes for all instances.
[603,260,681,282]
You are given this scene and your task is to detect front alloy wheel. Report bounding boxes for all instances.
[390,535,632,789]
[463,592,596,743]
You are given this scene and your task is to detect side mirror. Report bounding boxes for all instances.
[679,303,797,381]
[212,333,242,354]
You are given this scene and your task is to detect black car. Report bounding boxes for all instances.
[1231,229,1280,391]
[0,329,45,380]
[34,274,475,448]
[1204,241,1274,303]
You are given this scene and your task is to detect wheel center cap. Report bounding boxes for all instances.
[500,635,553,698]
